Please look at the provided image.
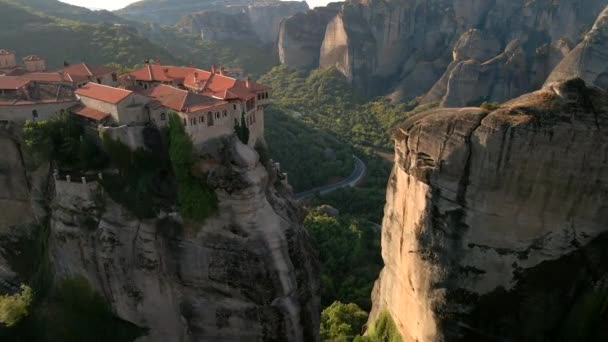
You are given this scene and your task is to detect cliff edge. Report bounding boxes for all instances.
[369,79,608,341]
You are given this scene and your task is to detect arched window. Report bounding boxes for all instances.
[160,113,166,121]
[199,116,204,123]
[233,104,237,110]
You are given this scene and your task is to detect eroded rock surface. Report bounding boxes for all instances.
[369,79,608,341]
[178,1,308,44]
[280,0,607,100]
[0,128,320,342]
[545,5,608,89]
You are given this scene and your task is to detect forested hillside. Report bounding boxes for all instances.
[0,1,179,68]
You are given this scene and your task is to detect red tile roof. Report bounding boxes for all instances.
[22,55,45,62]
[70,105,110,121]
[75,82,132,104]
[126,64,270,102]
[0,76,29,90]
[62,63,116,77]
[20,72,67,83]
[0,49,14,56]
[141,84,227,113]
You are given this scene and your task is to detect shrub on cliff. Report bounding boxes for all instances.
[0,285,33,327]
[23,112,105,170]
[354,310,402,342]
[320,301,368,341]
[168,113,217,222]
[100,134,172,218]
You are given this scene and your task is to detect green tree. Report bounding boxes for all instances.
[0,285,33,327]
[355,311,402,342]
[168,113,217,222]
[234,111,250,145]
[304,211,382,310]
[321,301,368,341]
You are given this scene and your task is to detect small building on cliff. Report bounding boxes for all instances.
[73,82,153,125]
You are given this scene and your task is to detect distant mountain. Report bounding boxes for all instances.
[116,0,306,26]
[115,0,250,25]
[0,0,278,75]
[177,1,309,44]
[0,0,180,68]
[3,0,130,24]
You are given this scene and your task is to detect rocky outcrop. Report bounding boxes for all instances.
[0,126,320,341]
[116,0,252,25]
[545,5,608,90]
[278,4,342,69]
[177,1,309,44]
[178,11,261,43]
[280,0,608,100]
[369,79,608,341]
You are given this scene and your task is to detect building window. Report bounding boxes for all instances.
[160,113,166,121]
[233,104,237,110]
[223,110,227,117]
[183,118,187,126]
[96,78,102,84]
[199,116,204,123]
[32,110,38,119]
[112,73,118,82]
[215,112,220,119]
[191,118,197,125]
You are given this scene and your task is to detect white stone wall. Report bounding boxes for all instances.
[0,101,78,122]
[78,93,150,125]
[54,177,100,211]
[78,96,120,120]
[0,54,16,69]
[24,60,46,72]
[99,125,147,151]
[181,102,237,146]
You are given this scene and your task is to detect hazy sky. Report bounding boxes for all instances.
[59,0,331,11]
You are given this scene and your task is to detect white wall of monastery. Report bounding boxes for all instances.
[100,125,147,150]
[78,93,150,125]
[0,101,78,122]
[24,60,46,72]
[0,54,16,69]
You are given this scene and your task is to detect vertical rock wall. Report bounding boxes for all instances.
[370,80,608,341]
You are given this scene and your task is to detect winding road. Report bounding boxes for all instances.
[294,155,366,200]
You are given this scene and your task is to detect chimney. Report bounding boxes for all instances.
[245,76,251,89]
[211,65,216,74]
[220,67,225,76]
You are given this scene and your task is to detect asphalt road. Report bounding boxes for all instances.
[294,155,366,200]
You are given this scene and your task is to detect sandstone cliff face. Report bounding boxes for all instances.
[278,4,342,69]
[178,1,309,44]
[369,79,608,341]
[0,129,320,342]
[545,5,608,90]
[280,0,608,101]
